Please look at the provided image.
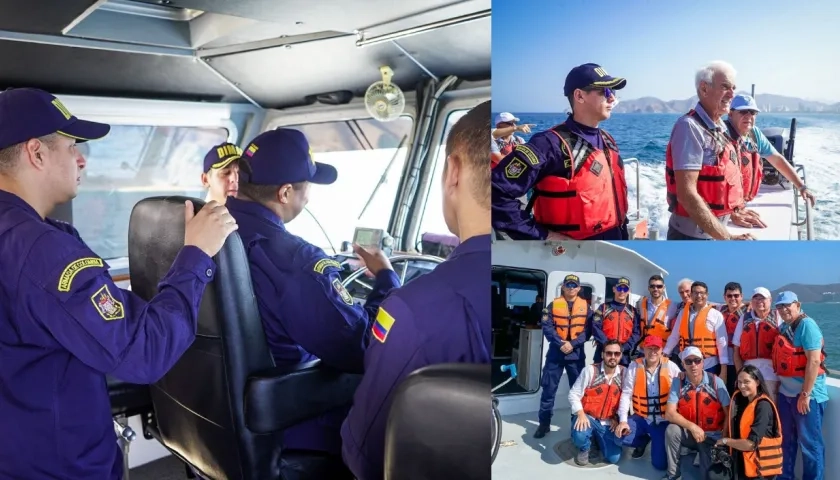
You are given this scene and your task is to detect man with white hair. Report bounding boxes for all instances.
[664,61,754,240]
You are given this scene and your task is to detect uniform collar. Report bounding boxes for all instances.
[0,189,42,220]
[225,196,285,229]
[448,233,490,260]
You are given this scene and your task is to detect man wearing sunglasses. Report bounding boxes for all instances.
[663,346,730,480]
[716,282,748,393]
[534,274,594,439]
[592,277,641,367]
[724,94,816,229]
[771,291,827,480]
[492,63,630,241]
[636,275,673,346]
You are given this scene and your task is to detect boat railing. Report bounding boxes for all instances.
[792,164,814,240]
[623,157,641,220]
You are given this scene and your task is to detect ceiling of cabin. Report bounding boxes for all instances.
[0,0,490,109]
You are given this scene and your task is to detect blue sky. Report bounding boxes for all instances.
[617,241,840,299]
[492,0,840,112]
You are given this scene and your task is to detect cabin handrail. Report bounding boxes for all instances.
[791,164,813,240]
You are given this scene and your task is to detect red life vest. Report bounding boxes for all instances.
[771,317,828,377]
[580,363,624,420]
[717,304,746,345]
[738,311,779,361]
[665,110,743,217]
[726,120,764,202]
[640,297,672,342]
[598,303,635,345]
[497,136,521,156]
[676,373,726,432]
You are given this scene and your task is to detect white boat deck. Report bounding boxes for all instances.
[494,407,704,480]
[726,183,801,240]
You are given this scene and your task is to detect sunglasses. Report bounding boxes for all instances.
[604,351,622,357]
[738,110,758,117]
[615,285,629,293]
[683,358,702,366]
[775,303,792,310]
[726,293,742,299]
[649,284,664,289]
[564,282,579,289]
[583,87,615,99]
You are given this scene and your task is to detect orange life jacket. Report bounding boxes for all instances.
[738,311,779,361]
[717,304,746,345]
[531,123,628,240]
[676,373,726,432]
[668,300,692,331]
[728,392,783,478]
[640,297,672,342]
[631,357,672,419]
[771,317,827,377]
[598,303,635,345]
[665,110,743,217]
[678,304,718,358]
[726,120,764,203]
[580,363,624,420]
[552,296,588,342]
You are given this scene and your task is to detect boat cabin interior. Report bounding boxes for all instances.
[1,0,490,478]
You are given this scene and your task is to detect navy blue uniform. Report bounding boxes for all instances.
[591,301,642,366]
[538,299,593,426]
[340,234,491,480]
[0,190,214,479]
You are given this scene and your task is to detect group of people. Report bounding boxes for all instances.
[0,88,492,479]
[490,60,817,241]
[538,274,828,480]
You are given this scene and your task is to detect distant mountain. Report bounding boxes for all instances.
[613,91,840,114]
[770,283,840,303]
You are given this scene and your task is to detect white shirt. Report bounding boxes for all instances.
[618,358,683,424]
[664,303,729,368]
[569,363,626,425]
[732,310,783,381]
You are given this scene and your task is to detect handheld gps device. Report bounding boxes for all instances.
[353,227,394,256]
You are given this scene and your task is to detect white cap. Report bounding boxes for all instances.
[680,346,703,361]
[752,287,771,299]
[494,112,520,126]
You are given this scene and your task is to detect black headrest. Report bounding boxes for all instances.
[384,363,490,480]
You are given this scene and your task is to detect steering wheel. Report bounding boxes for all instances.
[340,254,445,291]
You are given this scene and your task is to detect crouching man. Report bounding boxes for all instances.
[567,340,626,466]
[662,347,731,480]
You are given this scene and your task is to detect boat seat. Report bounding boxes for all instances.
[127,196,362,480]
[383,363,489,480]
[107,376,152,418]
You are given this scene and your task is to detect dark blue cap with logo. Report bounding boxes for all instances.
[563,63,627,97]
[0,88,110,150]
[203,142,242,172]
[239,128,337,186]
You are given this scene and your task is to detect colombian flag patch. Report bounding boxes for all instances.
[372,308,396,343]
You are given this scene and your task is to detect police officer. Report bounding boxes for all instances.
[340,101,492,480]
[592,277,641,367]
[226,127,401,478]
[534,274,593,439]
[201,142,242,204]
[0,87,237,479]
[491,63,630,241]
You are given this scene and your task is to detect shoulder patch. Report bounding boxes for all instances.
[58,257,104,292]
[331,278,354,305]
[541,307,549,322]
[504,158,527,179]
[90,284,125,321]
[313,258,342,274]
[514,145,540,165]
[372,307,396,343]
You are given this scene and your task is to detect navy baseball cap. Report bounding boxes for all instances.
[563,63,627,97]
[239,128,337,186]
[203,142,242,172]
[0,88,110,150]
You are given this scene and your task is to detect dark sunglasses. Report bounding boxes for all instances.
[738,110,758,117]
[649,284,664,289]
[604,351,622,357]
[584,87,615,98]
[564,282,579,289]
[615,285,629,293]
[775,303,792,310]
[683,358,702,366]
[726,293,742,299]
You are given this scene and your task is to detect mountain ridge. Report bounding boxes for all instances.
[611,91,840,114]
[770,283,840,303]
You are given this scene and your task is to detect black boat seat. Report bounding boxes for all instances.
[107,376,152,418]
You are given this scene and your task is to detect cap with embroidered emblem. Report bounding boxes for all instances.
[203,142,242,173]
[0,88,110,151]
[563,274,580,286]
[239,128,337,186]
[563,63,627,97]
[617,277,631,287]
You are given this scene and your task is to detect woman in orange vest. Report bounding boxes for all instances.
[715,365,783,479]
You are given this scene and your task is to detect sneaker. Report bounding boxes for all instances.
[693,452,699,466]
[533,424,550,439]
[575,449,590,466]
[631,444,646,459]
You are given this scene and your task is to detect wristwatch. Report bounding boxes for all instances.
[722,438,729,446]
[798,184,808,193]
[801,390,811,398]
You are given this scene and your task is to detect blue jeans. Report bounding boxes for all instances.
[538,359,585,425]
[570,414,622,464]
[777,394,825,480]
[613,414,669,470]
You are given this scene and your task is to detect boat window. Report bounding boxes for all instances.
[73,125,230,261]
[282,116,414,253]
[415,109,469,245]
